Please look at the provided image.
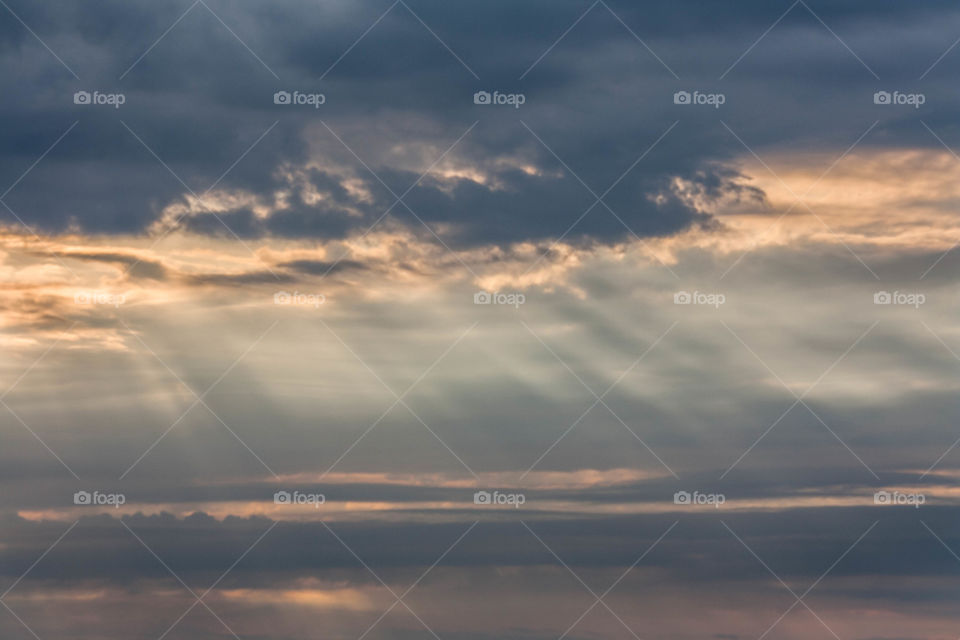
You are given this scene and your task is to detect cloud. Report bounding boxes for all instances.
[4,0,960,250]
[4,4,960,639]
[56,250,169,280]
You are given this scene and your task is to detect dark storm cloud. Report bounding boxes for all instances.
[3,0,960,245]
[1,506,957,592]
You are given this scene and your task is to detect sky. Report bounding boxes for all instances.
[1,1,960,639]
